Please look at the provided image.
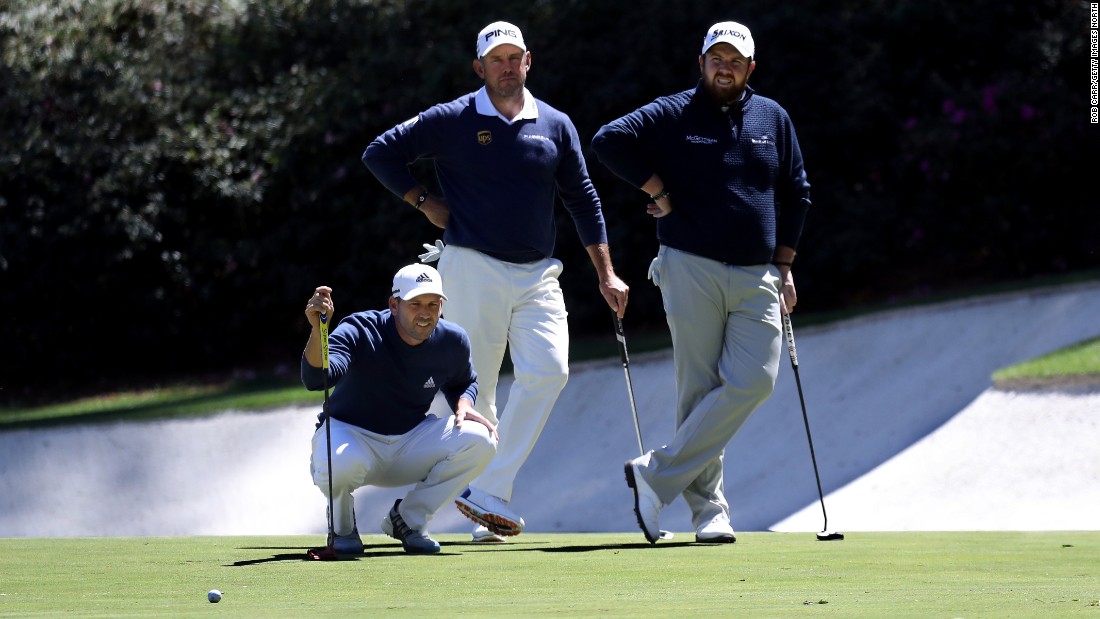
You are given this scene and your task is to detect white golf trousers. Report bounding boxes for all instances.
[437,245,569,502]
[311,414,494,535]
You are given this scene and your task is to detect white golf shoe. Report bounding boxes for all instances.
[624,454,662,544]
[471,525,507,543]
[455,488,524,536]
[695,515,737,543]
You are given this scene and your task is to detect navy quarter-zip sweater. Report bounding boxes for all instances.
[591,84,811,265]
[301,310,478,435]
[363,90,607,264]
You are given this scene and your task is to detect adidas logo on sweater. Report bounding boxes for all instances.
[423,376,436,389]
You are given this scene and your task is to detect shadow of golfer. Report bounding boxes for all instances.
[226,542,473,566]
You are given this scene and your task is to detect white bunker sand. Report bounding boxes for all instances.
[1,282,1098,537]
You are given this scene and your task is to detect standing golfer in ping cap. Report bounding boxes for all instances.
[302,264,497,554]
[591,21,813,544]
[362,20,630,542]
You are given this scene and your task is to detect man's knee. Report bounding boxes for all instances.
[313,450,364,490]
[726,364,777,404]
[461,424,497,457]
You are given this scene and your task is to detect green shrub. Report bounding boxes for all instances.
[1,0,1094,404]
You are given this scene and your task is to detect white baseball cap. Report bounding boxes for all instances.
[701,21,755,59]
[476,21,526,58]
[391,264,448,300]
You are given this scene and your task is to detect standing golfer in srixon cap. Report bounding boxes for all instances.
[301,264,498,554]
[362,21,630,543]
[591,21,813,544]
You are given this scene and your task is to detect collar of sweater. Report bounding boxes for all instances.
[693,82,754,116]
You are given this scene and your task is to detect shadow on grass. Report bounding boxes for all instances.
[228,542,470,566]
[226,539,696,566]
[228,552,358,566]
[440,539,695,553]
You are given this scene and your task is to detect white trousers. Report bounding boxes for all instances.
[437,245,570,502]
[644,246,782,529]
[311,415,494,535]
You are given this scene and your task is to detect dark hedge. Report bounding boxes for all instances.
[1,0,1095,404]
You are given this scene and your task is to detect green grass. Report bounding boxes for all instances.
[0,532,1096,617]
[0,378,322,430]
[994,336,1100,389]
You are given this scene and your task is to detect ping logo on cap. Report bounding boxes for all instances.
[484,27,519,42]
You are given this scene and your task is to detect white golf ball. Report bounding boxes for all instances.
[207,589,222,603]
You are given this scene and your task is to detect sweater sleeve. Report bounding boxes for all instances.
[590,102,663,189]
[555,114,608,248]
[774,111,812,250]
[361,115,426,199]
[439,322,479,410]
[300,316,355,391]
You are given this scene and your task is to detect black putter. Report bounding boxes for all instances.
[782,312,844,541]
[613,313,674,541]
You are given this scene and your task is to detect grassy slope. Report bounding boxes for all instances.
[0,532,1097,617]
[992,337,1100,390]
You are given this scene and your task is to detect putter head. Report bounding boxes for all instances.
[307,545,339,560]
[816,531,845,541]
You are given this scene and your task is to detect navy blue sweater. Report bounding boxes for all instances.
[301,310,478,435]
[362,90,608,263]
[591,84,811,265]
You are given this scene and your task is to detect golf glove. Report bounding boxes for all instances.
[419,239,445,263]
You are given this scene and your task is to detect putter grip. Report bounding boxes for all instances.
[319,313,330,370]
[783,313,799,366]
[612,315,629,366]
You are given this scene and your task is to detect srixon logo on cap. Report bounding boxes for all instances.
[485,27,519,42]
[711,28,747,42]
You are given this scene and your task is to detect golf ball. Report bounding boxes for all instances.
[207,589,222,603]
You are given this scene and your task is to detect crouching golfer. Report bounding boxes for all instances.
[301,264,500,554]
